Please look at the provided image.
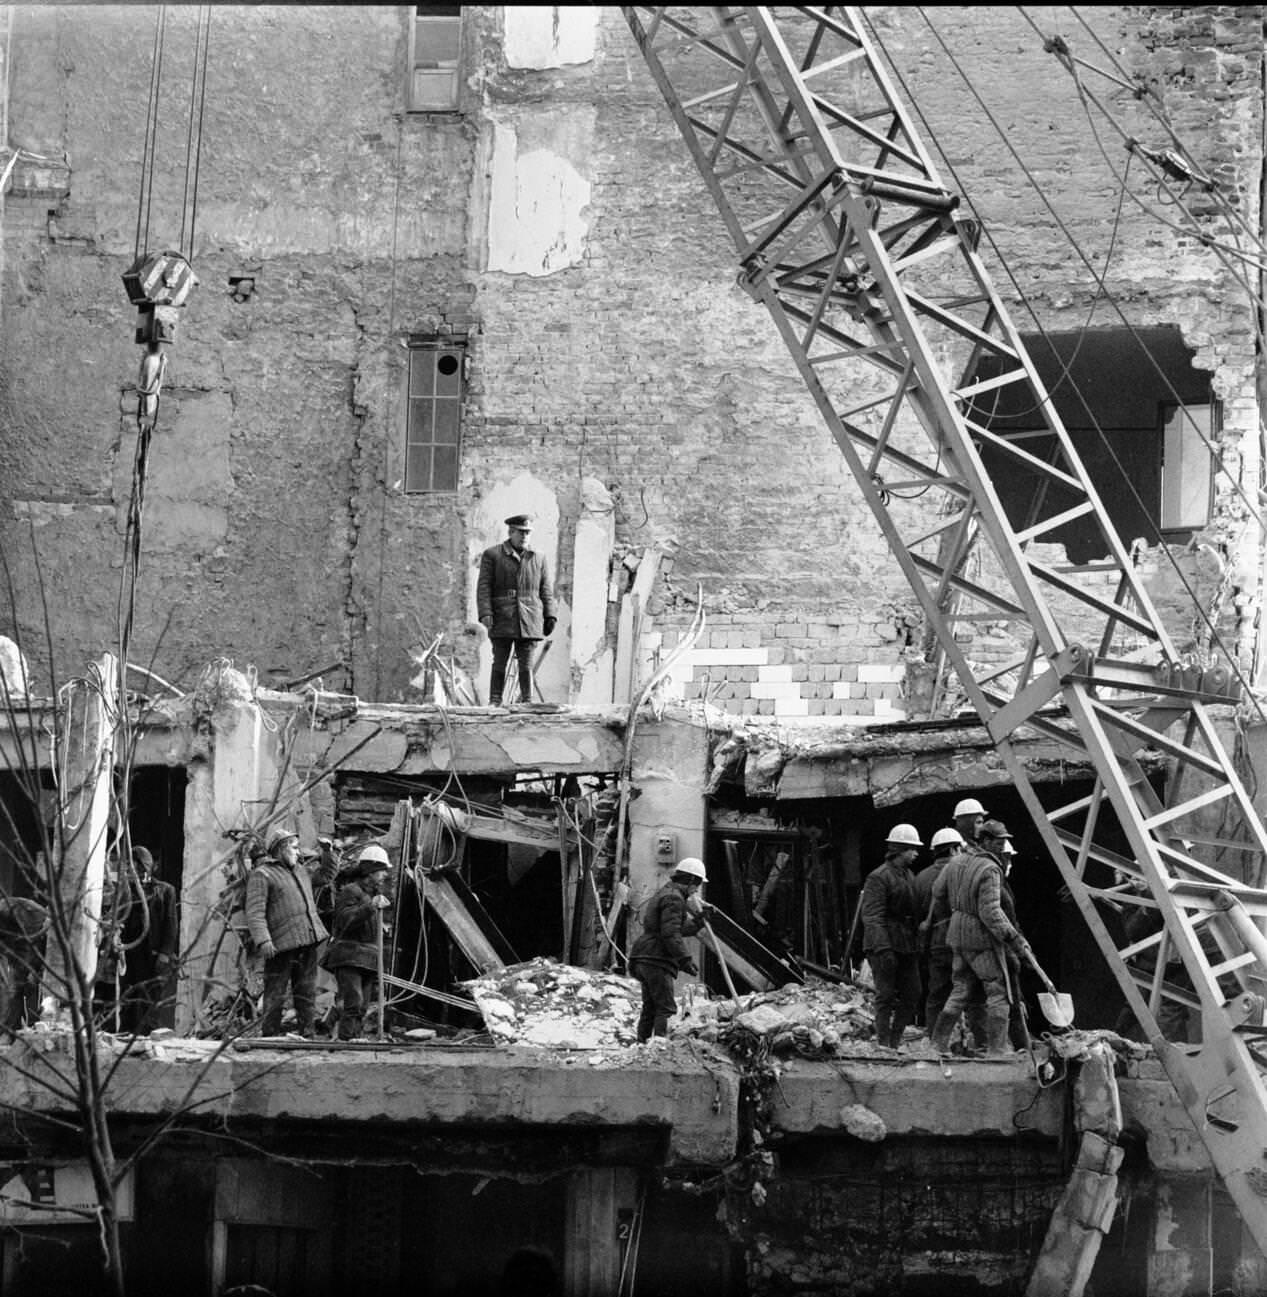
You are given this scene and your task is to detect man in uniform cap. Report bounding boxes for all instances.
[477,514,557,706]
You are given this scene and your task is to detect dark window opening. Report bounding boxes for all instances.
[404,338,465,494]
[968,326,1217,563]
[408,5,462,112]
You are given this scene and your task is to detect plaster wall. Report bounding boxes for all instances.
[0,5,1261,725]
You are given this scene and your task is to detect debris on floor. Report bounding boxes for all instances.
[675,977,876,1057]
[462,957,642,1048]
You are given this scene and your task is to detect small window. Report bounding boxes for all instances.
[408,6,462,112]
[405,341,464,493]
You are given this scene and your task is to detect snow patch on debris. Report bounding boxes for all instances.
[463,957,641,1049]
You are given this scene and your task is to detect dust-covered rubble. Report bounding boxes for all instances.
[462,957,878,1058]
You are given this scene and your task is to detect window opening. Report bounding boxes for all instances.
[969,327,1217,561]
[405,339,465,493]
[408,5,462,112]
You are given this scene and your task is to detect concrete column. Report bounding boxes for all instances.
[45,653,116,1001]
[563,1167,638,1297]
[626,713,710,970]
[1149,1177,1213,1297]
[572,477,615,706]
[177,685,280,1029]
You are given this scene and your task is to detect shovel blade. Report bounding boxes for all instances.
[1038,990,1075,1028]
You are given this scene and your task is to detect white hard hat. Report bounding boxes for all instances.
[953,798,987,818]
[930,827,965,850]
[357,843,391,867]
[885,824,922,847]
[673,857,708,882]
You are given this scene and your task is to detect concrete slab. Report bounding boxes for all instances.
[0,1040,739,1166]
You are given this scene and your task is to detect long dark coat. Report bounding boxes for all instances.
[629,882,702,972]
[476,542,555,639]
[322,878,381,973]
[861,859,919,955]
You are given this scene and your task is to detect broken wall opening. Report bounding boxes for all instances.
[971,326,1216,562]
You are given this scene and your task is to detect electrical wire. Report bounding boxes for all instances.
[875,8,1267,728]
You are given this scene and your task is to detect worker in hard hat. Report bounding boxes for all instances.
[245,827,330,1038]
[915,828,965,1027]
[629,858,709,1044]
[952,798,987,847]
[929,819,1034,1057]
[924,831,988,1051]
[860,825,923,1049]
[321,843,393,1041]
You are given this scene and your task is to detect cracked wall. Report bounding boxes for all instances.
[1,6,1262,714]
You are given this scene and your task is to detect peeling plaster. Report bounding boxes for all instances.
[503,6,596,69]
[486,114,593,276]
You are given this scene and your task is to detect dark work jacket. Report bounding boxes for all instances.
[861,859,918,955]
[322,879,381,973]
[946,848,1019,953]
[629,883,702,972]
[476,542,555,639]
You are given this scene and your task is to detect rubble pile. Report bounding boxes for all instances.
[674,978,875,1058]
[463,957,642,1049]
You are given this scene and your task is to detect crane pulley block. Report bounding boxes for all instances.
[122,250,197,310]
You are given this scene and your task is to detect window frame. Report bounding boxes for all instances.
[1158,400,1217,537]
[406,5,463,114]
[403,337,466,496]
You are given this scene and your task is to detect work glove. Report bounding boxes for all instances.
[680,959,699,978]
[257,941,277,962]
[543,616,557,636]
[370,894,392,910]
[684,893,704,917]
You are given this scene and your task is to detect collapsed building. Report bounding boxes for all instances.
[2,5,1267,1295]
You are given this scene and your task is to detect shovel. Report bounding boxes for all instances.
[1022,947,1075,1028]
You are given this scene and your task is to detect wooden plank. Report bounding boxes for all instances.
[706,907,804,989]
[424,871,518,971]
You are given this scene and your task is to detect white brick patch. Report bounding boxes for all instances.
[751,681,803,700]
[858,663,904,683]
[682,648,769,667]
[757,664,793,683]
[831,681,853,699]
[774,697,810,716]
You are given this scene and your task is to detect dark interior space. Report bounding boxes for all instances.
[970,326,1214,561]
[705,775,1152,1033]
[0,771,53,900]
[126,765,187,893]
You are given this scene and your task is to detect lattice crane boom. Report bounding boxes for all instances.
[623,4,1267,1249]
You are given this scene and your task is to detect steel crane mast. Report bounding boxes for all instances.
[623,4,1267,1250]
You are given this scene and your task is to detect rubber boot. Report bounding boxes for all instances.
[984,1007,1011,1057]
[874,1006,893,1048]
[930,1011,957,1054]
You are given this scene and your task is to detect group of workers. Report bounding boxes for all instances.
[242,827,393,1040]
[861,797,1036,1057]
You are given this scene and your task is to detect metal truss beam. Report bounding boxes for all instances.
[623,3,1267,1250]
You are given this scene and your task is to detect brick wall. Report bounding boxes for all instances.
[0,6,1261,707]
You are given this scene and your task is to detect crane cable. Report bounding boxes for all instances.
[869,9,1267,731]
[118,5,212,671]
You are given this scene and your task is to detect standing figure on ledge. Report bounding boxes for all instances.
[477,513,556,706]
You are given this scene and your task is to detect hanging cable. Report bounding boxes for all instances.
[134,7,166,261]
[874,9,1267,727]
